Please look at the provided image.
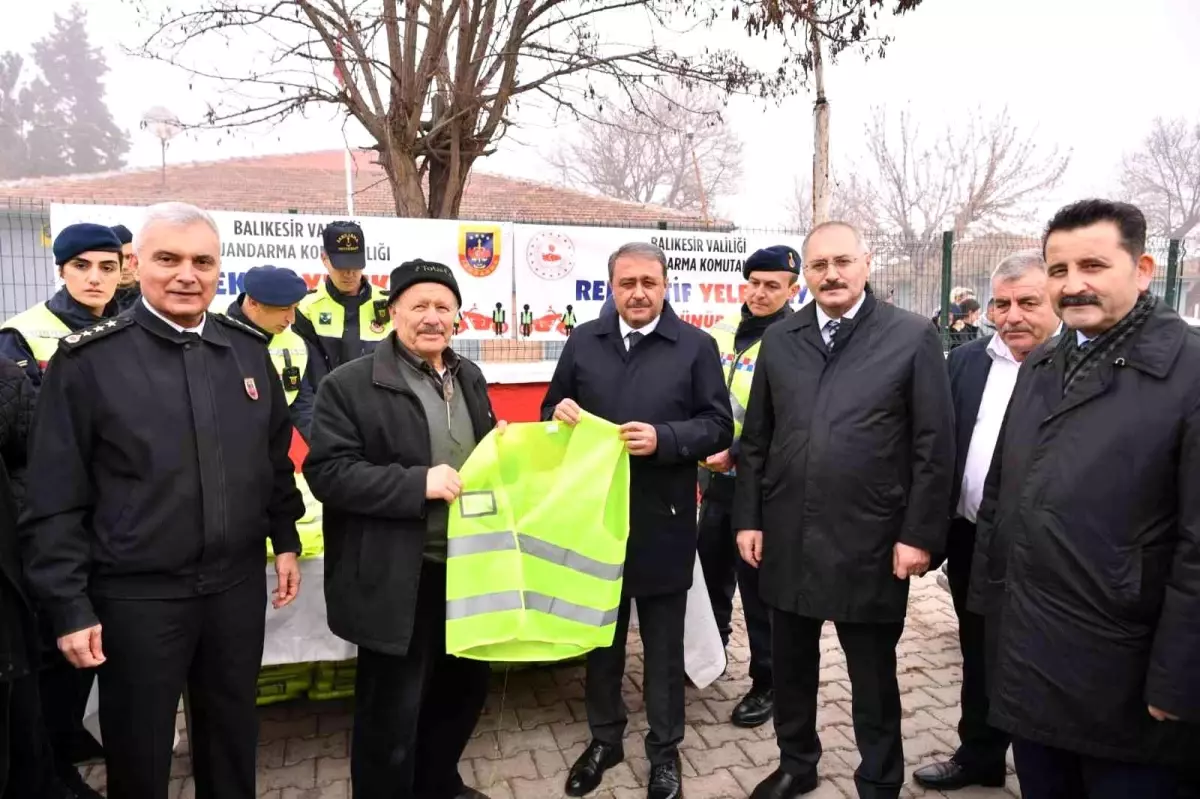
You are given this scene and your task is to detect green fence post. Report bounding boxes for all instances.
[1165,239,1181,310]
[939,231,954,351]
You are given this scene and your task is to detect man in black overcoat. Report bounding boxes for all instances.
[733,221,955,799]
[541,241,732,799]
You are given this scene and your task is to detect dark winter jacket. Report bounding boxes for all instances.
[969,301,1200,764]
[303,338,496,656]
[0,356,37,682]
[539,301,733,597]
[733,291,955,623]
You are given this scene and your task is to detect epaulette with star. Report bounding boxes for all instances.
[213,313,268,341]
[58,316,134,351]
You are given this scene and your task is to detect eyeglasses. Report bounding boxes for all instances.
[804,256,860,275]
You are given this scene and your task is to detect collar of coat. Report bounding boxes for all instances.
[1027,295,1189,380]
[133,299,233,348]
[372,331,463,392]
[781,288,879,337]
[591,300,683,343]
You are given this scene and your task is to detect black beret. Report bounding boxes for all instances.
[743,245,801,279]
[322,220,366,270]
[110,224,133,245]
[53,223,123,266]
[244,265,309,307]
[388,259,462,307]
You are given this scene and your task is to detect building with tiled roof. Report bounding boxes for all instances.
[0,149,725,228]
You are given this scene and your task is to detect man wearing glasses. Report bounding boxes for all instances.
[733,221,954,799]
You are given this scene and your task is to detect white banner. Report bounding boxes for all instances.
[49,204,515,340]
[513,225,813,340]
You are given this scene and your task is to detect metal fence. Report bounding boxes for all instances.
[3,198,1196,364]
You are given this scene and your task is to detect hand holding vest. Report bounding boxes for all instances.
[445,411,631,662]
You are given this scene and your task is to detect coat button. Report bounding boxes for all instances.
[681,446,690,457]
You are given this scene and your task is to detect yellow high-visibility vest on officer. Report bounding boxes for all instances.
[698,245,801,731]
[293,220,390,382]
[227,264,320,440]
[0,223,122,389]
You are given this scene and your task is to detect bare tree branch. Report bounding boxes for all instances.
[1121,117,1200,239]
[851,105,1070,241]
[787,170,876,233]
[544,82,742,216]
[125,0,799,218]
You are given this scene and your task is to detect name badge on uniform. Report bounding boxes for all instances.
[372,299,389,332]
[281,365,301,392]
[244,377,259,400]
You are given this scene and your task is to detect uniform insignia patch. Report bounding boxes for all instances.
[319,312,333,325]
[57,317,133,351]
[244,377,258,400]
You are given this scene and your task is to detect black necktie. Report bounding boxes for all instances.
[627,331,644,350]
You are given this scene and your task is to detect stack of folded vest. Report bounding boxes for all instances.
[255,663,315,706]
[308,659,357,701]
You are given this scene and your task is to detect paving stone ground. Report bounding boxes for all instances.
[79,574,1020,798]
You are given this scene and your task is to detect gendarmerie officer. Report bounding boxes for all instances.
[0,223,121,389]
[19,201,305,799]
[227,265,319,440]
[293,220,391,381]
[111,224,142,313]
[697,245,801,730]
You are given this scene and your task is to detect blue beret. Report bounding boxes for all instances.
[53,223,123,266]
[111,224,133,245]
[743,245,801,279]
[244,265,309,307]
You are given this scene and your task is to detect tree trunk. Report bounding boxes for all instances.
[381,141,432,217]
[810,20,831,227]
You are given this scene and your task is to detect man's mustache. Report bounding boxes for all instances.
[819,281,848,292]
[1059,294,1101,308]
[1001,323,1033,335]
[418,325,444,335]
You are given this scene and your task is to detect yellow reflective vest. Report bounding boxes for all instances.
[297,280,391,362]
[445,411,630,662]
[267,471,324,561]
[1,303,70,371]
[709,312,760,442]
[266,327,309,406]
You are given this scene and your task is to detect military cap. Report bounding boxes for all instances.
[53,223,123,266]
[111,224,133,245]
[322,220,367,270]
[743,245,802,280]
[388,259,462,307]
[244,265,309,307]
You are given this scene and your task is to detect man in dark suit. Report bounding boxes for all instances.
[913,250,1061,791]
[541,241,732,799]
[734,221,955,799]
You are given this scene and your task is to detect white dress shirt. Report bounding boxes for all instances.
[957,334,1022,522]
[141,296,206,335]
[815,292,867,346]
[618,314,661,351]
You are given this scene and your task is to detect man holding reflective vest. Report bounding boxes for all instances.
[698,245,801,730]
[227,265,319,440]
[304,259,502,799]
[0,223,121,389]
[293,220,390,382]
[542,241,732,799]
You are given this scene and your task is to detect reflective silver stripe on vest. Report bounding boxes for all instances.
[712,321,738,334]
[446,590,619,627]
[446,591,524,619]
[517,535,623,581]
[447,531,517,556]
[448,532,623,581]
[729,391,747,426]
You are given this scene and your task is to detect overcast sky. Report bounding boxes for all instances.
[6,0,1199,231]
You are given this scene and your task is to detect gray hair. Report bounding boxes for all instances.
[991,249,1047,283]
[133,202,220,254]
[801,220,869,259]
[607,241,668,281]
